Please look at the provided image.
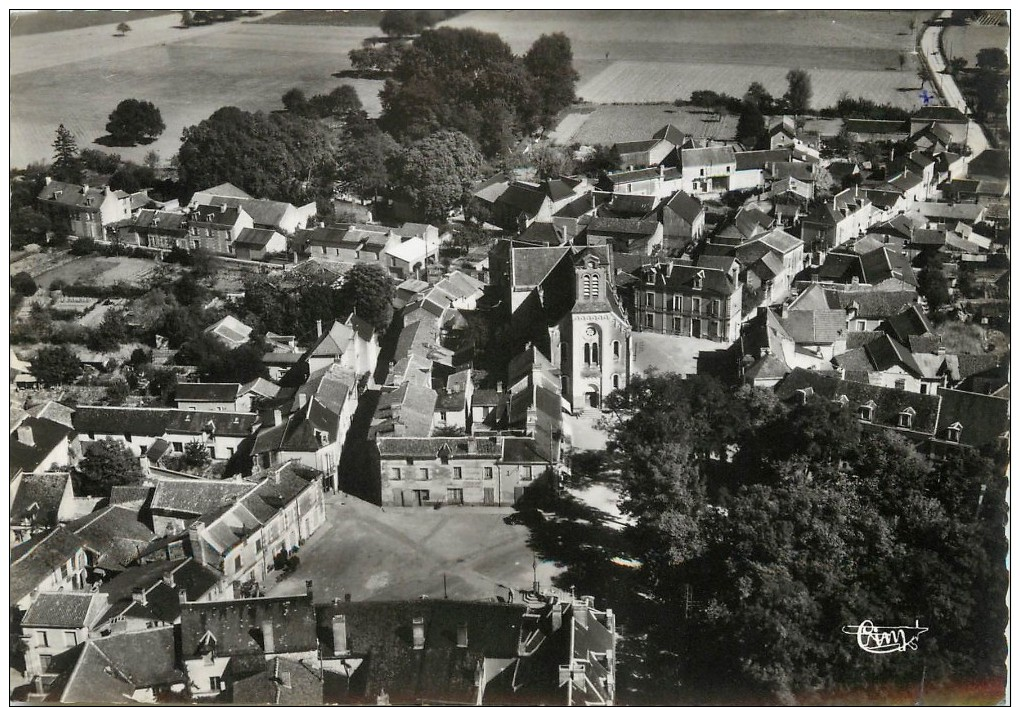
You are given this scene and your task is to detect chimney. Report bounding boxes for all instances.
[573,603,588,629]
[456,623,468,648]
[220,202,227,213]
[316,320,323,338]
[332,615,348,656]
[261,620,275,654]
[103,185,111,195]
[188,521,207,565]
[305,580,314,597]
[178,588,189,605]
[273,408,283,427]
[163,571,175,589]
[412,616,425,650]
[16,426,34,447]
[550,602,563,633]
[496,381,504,394]
[132,587,147,606]
[780,301,790,318]
[280,671,292,689]
[298,393,307,409]
[345,593,352,603]
[44,176,52,185]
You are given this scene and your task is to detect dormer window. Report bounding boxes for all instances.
[692,270,705,291]
[898,407,915,428]
[834,394,849,407]
[947,422,962,443]
[645,269,655,284]
[859,400,876,422]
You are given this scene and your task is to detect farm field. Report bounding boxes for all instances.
[550,103,738,146]
[10,14,380,169]
[578,60,923,109]
[255,9,386,27]
[942,24,1010,65]
[26,256,160,289]
[10,10,175,36]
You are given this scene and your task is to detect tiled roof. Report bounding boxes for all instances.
[639,261,736,296]
[586,217,658,238]
[615,138,661,154]
[60,627,183,704]
[844,118,909,135]
[204,195,297,230]
[73,406,256,438]
[25,400,75,428]
[859,247,917,287]
[253,397,341,454]
[735,149,792,171]
[912,106,968,123]
[150,478,255,517]
[510,246,570,289]
[377,436,501,459]
[604,166,679,185]
[779,310,846,345]
[11,472,70,529]
[108,485,155,507]
[235,227,281,247]
[191,203,246,227]
[192,182,252,200]
[682,145,736,168]
[864,335,921,376]
[175,382,240,403]
[553,192,610,220]
[967,149,1009,180]
[883,304,933,343]
[776,368,939,435]
[519,221,564,246]
[837,289,917,319]
[11,527,87,605]
[374,382,439,438]
[664,190,704,223]
[204,314,254,347]
[23,591,97,628]
[936,388,1009,448]
[471,389,502,407]
[494,182,550,217]
[64,505,156,569]
[180,593,318,658]
[231,656,324,705]
[653,123,688,145]
[603,194,657,217]
[10,416,74,476]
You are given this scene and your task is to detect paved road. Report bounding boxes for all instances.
[920,11,989,158]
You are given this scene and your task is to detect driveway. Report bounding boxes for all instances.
[267,493,561,603]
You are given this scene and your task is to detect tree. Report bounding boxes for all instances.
[736,98,766,148]
[116,21,131,35]
[976,48,1008,72]
[947,57,968,75]
[180,10,193,28]
[105,99,165,145]
[339,262,396,333]
[89,308,130,351]
[76,439,142,496]
[336,125,399,199]
[105,378,130,405]
[530,144,575,181]
[919,258,951,310]
[784,68,812,113]
[307,85,363,119]
[282,87,308,113]
[744,81,776,114]
[178,107,338,202]
[523,33,580,127]
[143,150,161,170]
[11,208,52,247]
[79,148,122,174]
[32,345,83,385]
[148,367,178,405]
[379,9,438,37]
[389,130,485,223]
[183,440,210,468]
[109,161,157,193]
[11,271,38,296]
[52,124,83,183]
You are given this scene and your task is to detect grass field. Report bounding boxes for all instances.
[9,10,175,36]
[255,9,386,27]
[551,103,738,145]
[579,60,923,109]
[28,256,160,289]
[11,14,380,169]
[942,25,1010,65]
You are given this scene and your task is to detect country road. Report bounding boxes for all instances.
[920,10,989,158]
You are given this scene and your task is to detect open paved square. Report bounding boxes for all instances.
[267,492,561,602]
[633,330,730,377]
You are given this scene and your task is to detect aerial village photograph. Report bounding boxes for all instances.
[6,7,1011,705]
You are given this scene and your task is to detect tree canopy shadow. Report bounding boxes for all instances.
[94,133,156,148]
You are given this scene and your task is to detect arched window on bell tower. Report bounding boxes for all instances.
[583,342,591,365]
[590,273,600,300]
[592,341,600,365]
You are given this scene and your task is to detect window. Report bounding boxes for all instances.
[691,297,701,314]
[899,408,915,429]
[947,422,962,443]
[692,270,704,290]
[234,556,242,573]
[484,467,494,480]
[859,402,875,422]
[173,442,183,453]
[210,677,223,692]
[612,340,621,360]
[39,654,52,672]
[37,631,49,648]
[139,445,148,455]
[64,632,78,647]
[590,273,600,298]
[583,343,591,365]
[671,295,681,311]
[645,313,654,327]
[522,466,534,481]
[592,342,600,365]
[711,299,721,316]
[645,269,655,284]
[447,488,464,504]
[645,292,655,307]
[391,467,402,480]
[673,317,683,332]
[439,411,447,423]
[453,466,463,480]
[125,433,132,443]
[419,467,430,481]
[894,378,906,390]
[612,374,620,389]
[255,538,263,552]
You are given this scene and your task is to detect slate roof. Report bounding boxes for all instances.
[204,195,299,230]
[682,145,736,168]
[180,592,318,657]
[373,382,439,438]
[653,123,688,145]
[639,261,736,296]
[10,416,74,477]
[236,227,282,247]
[60,627,183,704]
[615,138,662,154]
[553,192,610,220]
[11,472,70,529]
[859,247,918,287]
[837,289,917,319]
[64,505,156,570]
[604,166,680,185]
[915,202,986,222]
[252,396,341,454]
[191,203,246,228]
[11,527,88,605]
[509,246,569,289]
[863,334,922,376]
[495,182,550,217]
[603,193,657,217]
[664,190,704,223]
[231,656,324,705]
[22,591,97,628]
[38,181,126,210]
[519,221,565,246]
[735,149,792,171]
[25,400,75,428]
[150,478,256,517]
[73,406,256,438]
[776,368,940,435]
[377,436,502,459]
[472,389,503,407]
[132,208,188,232]
[108,485,155,507]
[883,304,934,343]
[175,382,240,403]
[967,149,1010,180]
[586,217,658,238]
[935,388,1010,448]
[204,314,254,347]
[192,182,252,200]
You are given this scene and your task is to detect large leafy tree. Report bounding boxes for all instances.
[336,123,399,200]
[523,33,580,127]
[105,98,165,145]
[389,130,484,223]
[339,262,396,334]
[177,107,338,202]
[76,439,143,497]
[32,345,83,385]
[784,68,812,113]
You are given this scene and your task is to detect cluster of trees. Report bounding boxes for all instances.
[177,106,339,203]
[180,9,258,28]
[104,98,165,146]
[378,29,578,157]
[58,438,142,497]
[970,48,1009,121]
[600,373,1007,703]
[238,261,395,342]
[378,9,454,37]
[281,85,363,120]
